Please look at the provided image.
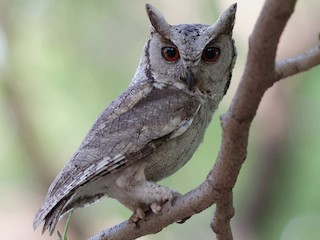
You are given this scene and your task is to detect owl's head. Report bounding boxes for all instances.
[132,4,237,98]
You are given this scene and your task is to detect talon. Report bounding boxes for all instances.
[168,191,181,206]
[176,216,191,224]
[150,203,162,214]
[128,208,146,228]
[127,220,137,229]
[135,208,145,220]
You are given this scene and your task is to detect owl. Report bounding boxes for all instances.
[33,3,237,234]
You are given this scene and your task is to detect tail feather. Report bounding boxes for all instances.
[34,192,107,234]
[33,198,69,235]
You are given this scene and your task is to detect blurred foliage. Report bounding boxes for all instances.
[57,210,73,240]
[0,0,319,240]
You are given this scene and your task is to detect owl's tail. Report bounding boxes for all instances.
[33,198,70,235]
[34,192,107,235]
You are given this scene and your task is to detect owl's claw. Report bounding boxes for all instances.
[169,191,181,205]
[176,216,191,224]
[150,190,181,214]
[128,208,146,228]
[150,202,162,214]
[160,190,181,206]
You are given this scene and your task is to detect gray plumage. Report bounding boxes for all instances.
[34,3,237,234]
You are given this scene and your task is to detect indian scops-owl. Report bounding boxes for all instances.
[33,3,237,234]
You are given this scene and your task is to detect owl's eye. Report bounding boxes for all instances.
[202,47,220,62]
[161,46,180,62]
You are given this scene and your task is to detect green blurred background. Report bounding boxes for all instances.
[0,0,319,239]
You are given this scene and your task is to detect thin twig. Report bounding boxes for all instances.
[275,46,320,80]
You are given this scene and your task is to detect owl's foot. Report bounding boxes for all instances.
[149,189,181,214]
[115,165,181,226]
[127,183,181,227]
[144,182,181,213]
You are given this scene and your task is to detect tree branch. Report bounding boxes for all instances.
[211,192,234,240]
[89,0,320,239]
[89,180,220,240]
[275,46,320,80]
[208,0,297,238]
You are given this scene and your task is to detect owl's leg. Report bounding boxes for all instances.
[114,164,181,224]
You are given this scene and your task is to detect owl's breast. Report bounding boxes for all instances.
[144,102,215,181]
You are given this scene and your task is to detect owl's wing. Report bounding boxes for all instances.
[34,80,202,231]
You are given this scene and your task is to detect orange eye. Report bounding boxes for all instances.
[202,47,220,62]
[161,46,180,62]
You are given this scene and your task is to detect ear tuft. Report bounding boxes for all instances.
[204,3,237,39]
[217,3,237,34]
[145,4,171,38]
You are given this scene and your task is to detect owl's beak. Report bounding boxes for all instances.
[185,69,196,90]
[180,68,196,90]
